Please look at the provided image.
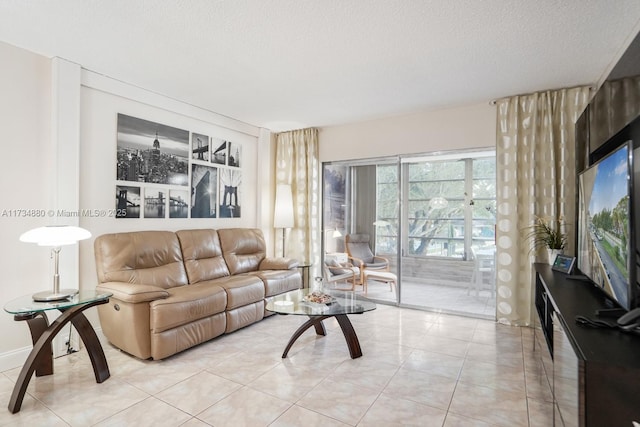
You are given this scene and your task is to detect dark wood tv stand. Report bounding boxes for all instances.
[533,263,640,426]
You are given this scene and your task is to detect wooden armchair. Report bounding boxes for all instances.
[323,259,360,291]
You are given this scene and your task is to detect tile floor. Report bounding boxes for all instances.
[0,304,553,426]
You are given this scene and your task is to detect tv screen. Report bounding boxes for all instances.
[577,142,635,310]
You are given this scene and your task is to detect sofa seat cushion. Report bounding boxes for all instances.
[259,257,299,270]
[150,283,227,333]
[206,275,265,310]
[250,270,301,297]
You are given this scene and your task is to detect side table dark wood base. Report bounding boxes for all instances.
[281,314,363,359]
[8,298,110,414]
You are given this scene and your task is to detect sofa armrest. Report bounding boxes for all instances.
[259,257,299,270]
[96,282,169,304]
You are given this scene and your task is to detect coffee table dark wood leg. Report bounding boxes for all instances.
[334,314,362,359]
[280,314,363,359]
[281,315,329,358]
[311,317,327,336]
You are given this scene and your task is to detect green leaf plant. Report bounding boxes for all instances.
[524,216,567,253]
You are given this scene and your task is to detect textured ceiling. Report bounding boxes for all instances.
[1,1,640,131]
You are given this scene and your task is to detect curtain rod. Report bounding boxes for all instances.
[488,84,596,106]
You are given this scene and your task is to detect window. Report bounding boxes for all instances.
[406,159,466,257]
[324,151,495,262]
[373,152,496,260]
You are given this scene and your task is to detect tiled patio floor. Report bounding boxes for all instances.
[345,278,496,320]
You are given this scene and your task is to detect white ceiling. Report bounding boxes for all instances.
[1,1,640,132]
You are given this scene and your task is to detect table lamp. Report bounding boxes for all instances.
[19,225,91,302]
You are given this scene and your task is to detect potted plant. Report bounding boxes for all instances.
[525,217,567,264]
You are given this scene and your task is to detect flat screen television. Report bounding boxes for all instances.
[577,141,636,310]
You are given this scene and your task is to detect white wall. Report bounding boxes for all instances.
[0,41,52,365]
[317,102,498,288]
[319,102,496,161]
[78,74,261,325]
[0,41,498,371]
[0,44,266,371]
[80,78,258,314]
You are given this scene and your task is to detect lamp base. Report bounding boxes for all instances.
[32,289,79,302]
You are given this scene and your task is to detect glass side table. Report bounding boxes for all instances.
[4,290,112,413]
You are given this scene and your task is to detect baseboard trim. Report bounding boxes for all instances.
[0,346,31,373]
[0,327,106,374]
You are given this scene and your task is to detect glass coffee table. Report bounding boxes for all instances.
[265,288,376,359]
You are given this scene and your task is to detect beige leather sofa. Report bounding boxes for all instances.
[94,228,301,360]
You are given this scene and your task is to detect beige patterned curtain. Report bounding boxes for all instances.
[275,128,320,269]
[495,87,590,326]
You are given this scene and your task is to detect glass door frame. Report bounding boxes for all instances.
[321,157,402,306]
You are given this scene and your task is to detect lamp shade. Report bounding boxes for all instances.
[274,184,294,228]
[19,225,91,247]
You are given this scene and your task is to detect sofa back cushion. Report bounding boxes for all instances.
[94,230,188,289]
[176,229,230,284]
[218,228,266,275]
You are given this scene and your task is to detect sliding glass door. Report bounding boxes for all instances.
[322,149,496,318]
[399,152,496,317]
[322,159,400,304]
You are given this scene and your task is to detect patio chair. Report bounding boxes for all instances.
[468,245,496,297]
[345,233,389,284]
[323,258,360,291]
